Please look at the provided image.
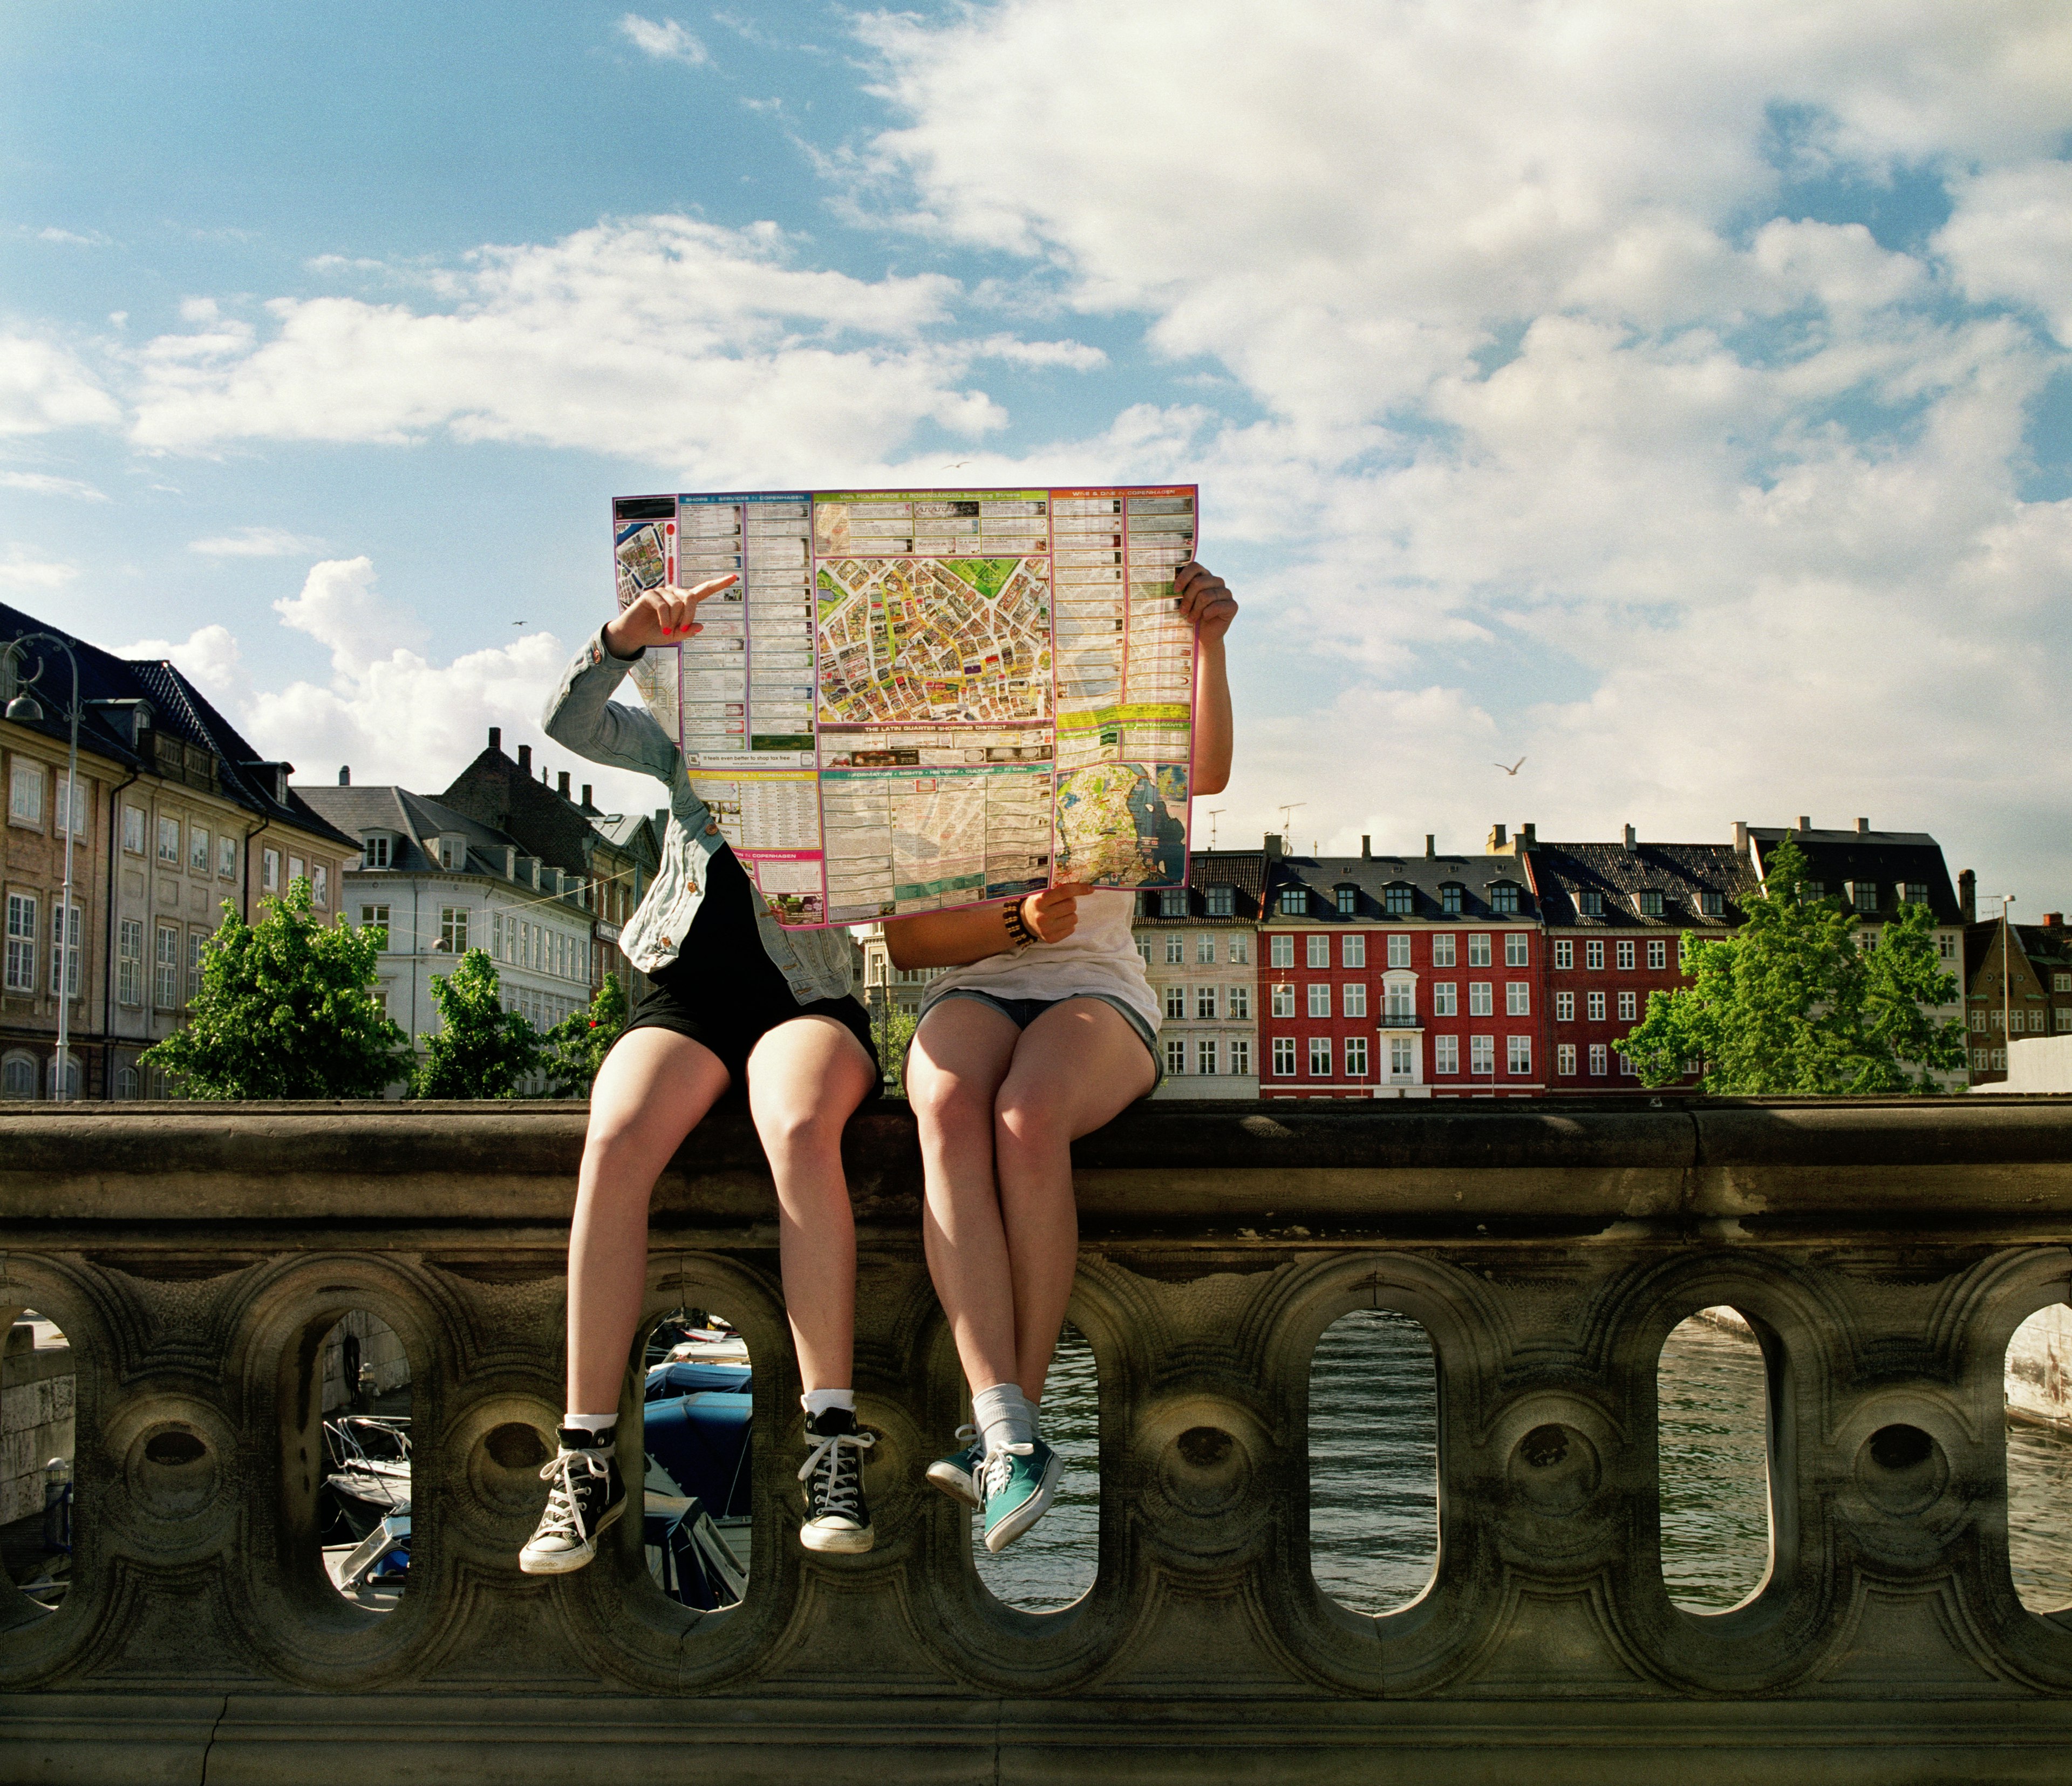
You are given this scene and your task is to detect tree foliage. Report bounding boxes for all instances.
[140,879,407,1099]
[869,996,918,1099]
[411,948,542,1099]
[541,972,629,1096]
[1620,836,1966,1095]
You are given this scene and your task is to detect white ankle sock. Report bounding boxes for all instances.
[972,1383,1032,1455]
[801,1388,855,1419]
[561,1411,616,1443]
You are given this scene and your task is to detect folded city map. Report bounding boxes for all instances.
[611,486,1198,927]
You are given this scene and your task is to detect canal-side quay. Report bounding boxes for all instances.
[4,1098,2072,1783]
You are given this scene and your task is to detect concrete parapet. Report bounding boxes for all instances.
[2,1096,2072,1782]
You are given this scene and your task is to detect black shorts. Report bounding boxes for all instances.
[618,977,880,1097]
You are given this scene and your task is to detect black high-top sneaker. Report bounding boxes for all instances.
[519,1427,626,1575]
[797,1406,875,1554]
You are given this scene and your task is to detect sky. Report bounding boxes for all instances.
[3,1,2069,899]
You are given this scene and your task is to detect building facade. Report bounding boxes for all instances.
[1964,912,2072,1086]
[1257,838,1544,1100]
[1131,848,1266,1097]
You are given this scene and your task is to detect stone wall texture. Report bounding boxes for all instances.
[1,1321,73,1529]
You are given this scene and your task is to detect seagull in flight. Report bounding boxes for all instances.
[1495,755,1526,776]
[943,461,970,471]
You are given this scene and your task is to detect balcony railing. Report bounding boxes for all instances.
[3,1098,2072,1780]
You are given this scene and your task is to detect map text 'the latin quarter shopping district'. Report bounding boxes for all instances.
[611,488,1198,926]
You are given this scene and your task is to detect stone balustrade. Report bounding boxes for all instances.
[3,1097,2072,1782]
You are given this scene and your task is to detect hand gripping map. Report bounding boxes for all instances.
[611,487,1199,926]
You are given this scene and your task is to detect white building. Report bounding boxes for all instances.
[1130,849,1268,1099]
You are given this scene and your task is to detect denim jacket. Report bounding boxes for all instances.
[541,628,857,1005]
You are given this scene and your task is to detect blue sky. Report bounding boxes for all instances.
[4,2,2070,897]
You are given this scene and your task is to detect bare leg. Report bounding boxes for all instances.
[565,1028,730,1415]
[906,999,1023,1395]
[745,1014,878,1392]
[992,1000,1156,1400]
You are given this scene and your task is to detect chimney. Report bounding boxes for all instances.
[582,783,594,810]
[1264,833,1284,860]
[1856,816,1870,834]
[1425,834,1435,858]
[488,726,501,750]
[518,745,532,776]
[1796,815,1811,833]
[2044,914,2063,929]
[558,771,571,799]
[1623,824,1637,853]
[1733,820,1748,853]
[1361,835,1371,859]
[338,766,350,786]
[1520,822,1536,849]
[1959,868,1976,923]
[502,846,516,879]
[1488,822,1508,851]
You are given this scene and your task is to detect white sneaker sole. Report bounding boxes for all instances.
[925,1460,982,1509]
[983,1451,1064,1554]
[801,1519,875,1555]
[517,1494,625,1575]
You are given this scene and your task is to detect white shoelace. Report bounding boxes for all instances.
[798,1427,876,1521]
[981,1441,1033,1499]
[534,1447,611,1545]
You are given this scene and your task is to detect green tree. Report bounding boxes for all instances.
[541,972,629,1096]
[140,879,407,1099]
[869,997,918,1099]
[411,948,542,1099]
[1620,836,1964,1095]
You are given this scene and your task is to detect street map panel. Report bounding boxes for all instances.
[610,487,1197,926]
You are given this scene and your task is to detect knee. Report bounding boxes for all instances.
[753,1097,844,1166]
[994,1087,1069,1157]
[908,1066,993,1142]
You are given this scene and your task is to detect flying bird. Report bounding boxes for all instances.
[1495,756,1526,776]
[943,461,969,471]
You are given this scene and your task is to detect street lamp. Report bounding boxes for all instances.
[2,632,83,1100]
[1987,894,2016,1079]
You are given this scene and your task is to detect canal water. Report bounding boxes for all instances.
[973,1309,2072,1614]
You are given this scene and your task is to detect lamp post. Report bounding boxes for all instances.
[1992,894,2016,1079]
[2,632,83,1100]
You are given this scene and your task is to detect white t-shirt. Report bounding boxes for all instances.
[919,890,1158,1030]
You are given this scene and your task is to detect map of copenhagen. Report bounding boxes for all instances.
[816,556,1051,727]
[1053,762,1189,889]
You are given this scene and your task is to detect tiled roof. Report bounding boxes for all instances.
[439,746,601,873]
[1744,827,1964,925]
[1137,849,1271,923]
[1525,841,1756,930]
[300,786,527,880]
[1262,851,1537,923]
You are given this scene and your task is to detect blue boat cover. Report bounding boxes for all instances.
[644,1361,753,1401]
[643,1392,753,1516]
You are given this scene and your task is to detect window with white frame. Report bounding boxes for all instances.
[2057,974,2071,993]
[4,892,36,991]
[1309,1037,1332,1077]
[1229,935,1249,964]
[1616,940,1636,971]
[218,835,236,878]
[1272,1037,1296,1076]
[2058,1010,2071,1032]
[1226,984,1250,1020]
[190,826,210,873]
[1578,891,1603,916]
[1637,889,1663,917]
[49,903,81,998]
[1558,1043,1577,1076]
[1336,887,1358,916]
[1230,1039,1252,1077]
[1700,891,1724,917]
[1432,934,1456,967]
[187,930,206,1001]
[1585,940,1604,970]
[361,904,391,948]
[1555,939,1573,970]
[1648,939,1667,970]
[1135,938,1153,966]
[1165,1038,1187,1076]
[1345,1035,1368,1076]
[1852,881,1878,912]
[262,848,280,891]
[122,804,145,853]
[118,918,142,1006]
[1343,982,1367,1018]
[1618,991,1638,1022]
[1587,991,1606,1021]
[1469,1035,1495,1074]
[1468,934,1491,967]
[1938,934,1957,961]
[1505,933,1528,967]
[1342,933,1366,968]
[1468,981,1492,1017]
[155,923,179,1008]
[1440,884,1463,916]
[1195,985,1217,1019]
[1993,1049,2008,1070]
[1,1052,33,1099]
[363,834,392,869]
[1556,991,1575,1021]
[1385,980,1414,1021]
[1389,1036,1414,1078]
[1272,983,1295,1018]
[1620,1050,1638,1076]
[1196,1038,1219,1075]
[1197,933,1215,963]
[1205,885,1234,918]
[1589,1043,1608,1076]
[288,854,306,888]
[441,906,469,953]
[1507,981,1530,1016]
[53,772,86,836]
[1489,882,1520,915]
[1434,1034,1460,1074]
[1433,981,1456,1017]
[9,761,43,828]
[313,865,328,906]
[1307,983,1332,1018]
[117,1064,139,1099]
[1306,935,1330,968]
[1166,933,1185,964]
[1165,984,1187,1020]
[1508,1035,1532,1075]
[1905,882,1928,905]
[158,815,181,863]
[1386,933,1409,969]
[1278,889,1307,916]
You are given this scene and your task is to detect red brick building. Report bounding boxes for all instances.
[1257,837,1544,1099]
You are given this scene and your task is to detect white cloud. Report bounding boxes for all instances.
[0,335,121,435]
[1937,160,2072,347]
[117,623,247,701]
[616,13,710,67]
[0,471,107,500]
[271,556,429,672]
[0,546,79,592]
[188,526,326,557]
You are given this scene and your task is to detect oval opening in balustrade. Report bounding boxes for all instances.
[2004,1301,2072,1614]
[1308,1308,1436,1614]
[973,1321,1098,1612]
[1658,1306,1770,1613]
[639,1308,749,1611]
[2,1308,76,1623]
[317,1310,412,1614]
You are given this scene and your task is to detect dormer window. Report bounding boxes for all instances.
[1335,885,1358,916]
[1578,891,1603,916]
[1636,890,1664,917]
[1278,888,1307,917]
[439,837,464,871]
[1488,881,1520,915]
[1850,880,1879,912]
[1204,884,1235,918]
[362,834,392,870]
[1158,888,1188,918]
[1700,891,1724,917]
[1440,883,1463,916]
[1384,883,1414,917]
[1904,882,1928,906]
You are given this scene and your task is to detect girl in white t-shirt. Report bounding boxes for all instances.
[885,561,1239,1554]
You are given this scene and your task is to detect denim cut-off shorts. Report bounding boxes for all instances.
[913,989,1164,1093]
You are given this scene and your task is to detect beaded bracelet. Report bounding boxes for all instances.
[1002,897,1036,948]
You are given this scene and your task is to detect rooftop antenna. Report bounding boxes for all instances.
[1205,808,1225,848]
[1277,802,1306,848]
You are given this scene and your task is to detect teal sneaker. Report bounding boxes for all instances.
[980,1436,1062,1554]
[925,1424,985,1509]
